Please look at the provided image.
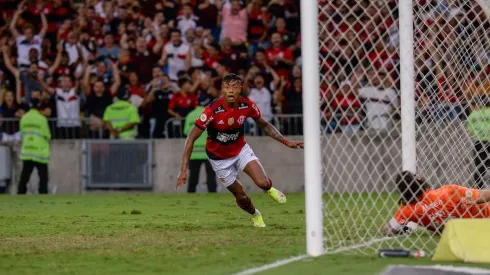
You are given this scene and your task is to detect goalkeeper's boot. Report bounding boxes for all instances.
[267,187,287,204]
[251,210,266,228]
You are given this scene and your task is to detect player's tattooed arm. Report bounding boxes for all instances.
[255,117,286,142]
[255,117,304,149]
[176,126,204,189]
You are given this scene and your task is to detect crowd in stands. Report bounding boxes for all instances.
[318,0,490,133]
[0,0,485,140]
[0,0,304,140]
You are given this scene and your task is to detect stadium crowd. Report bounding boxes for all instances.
[0,0,485,140]
[0,0,304,139]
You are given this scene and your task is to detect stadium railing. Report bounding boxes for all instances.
[0,107,468,141]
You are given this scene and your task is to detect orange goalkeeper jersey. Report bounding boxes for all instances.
[391,185,490,232]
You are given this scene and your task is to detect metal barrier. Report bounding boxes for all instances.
[82,140,153,189]
[0,118,106,140]
[164,118,186,138]
[163,114,305,138]
[0,106,463,141]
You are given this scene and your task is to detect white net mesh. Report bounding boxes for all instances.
[318,0,490,255]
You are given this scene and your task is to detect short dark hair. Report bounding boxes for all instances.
[395,171,429,205]
[178,77,192,87]
[223,73,242,84]
[208,42,221,51]
[170,28,181,36]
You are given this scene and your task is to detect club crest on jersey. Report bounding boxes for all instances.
[228,117,234,125]
[238,102,249,110]
[214,106,226,114]
[200,114,207,122]
[238,115,246,125]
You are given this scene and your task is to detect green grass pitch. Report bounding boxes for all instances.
[1,193,489,275]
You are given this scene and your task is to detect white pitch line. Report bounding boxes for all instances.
[232,255,309,275]
[232,236,400,275]
[326,235,401,254]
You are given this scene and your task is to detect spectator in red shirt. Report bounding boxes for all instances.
[247,0,270,57]
[197,0,220,41]
[274,17,295,48]
[221,37,249,74]
[203,42,223,71]
[168,77,197,138]
[266,32,293,80]
[128,36,160,84]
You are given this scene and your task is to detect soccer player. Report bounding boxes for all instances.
[175,73,304,227]
[382,171,490,236]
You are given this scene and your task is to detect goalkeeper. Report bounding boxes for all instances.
[382,171,490,236]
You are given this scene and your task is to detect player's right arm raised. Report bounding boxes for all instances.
[176,126,204,189]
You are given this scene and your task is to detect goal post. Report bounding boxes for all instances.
[304,0,490,256]
[300,0,324,257]
[399,0,417,174]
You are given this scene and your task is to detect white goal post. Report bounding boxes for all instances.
[303,0,490,256]
[300,0,324,257]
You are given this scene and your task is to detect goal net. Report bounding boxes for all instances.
[316,0,490,255]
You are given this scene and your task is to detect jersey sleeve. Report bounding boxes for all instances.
[194,106,214,130]
[450,184,480,205]
[248,99,261,120]
[391,205,415,231]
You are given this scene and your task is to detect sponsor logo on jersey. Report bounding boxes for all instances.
[252,104,259,113]
[238,115,246,125]
[216,132,240,143]
[200,114,207,122]
[420,199,443,214]
[214,106,226,114]
[218,120,224,125]
[238,102,249,110]
[228,117,234,125]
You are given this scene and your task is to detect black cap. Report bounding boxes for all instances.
[30,97,40,109]
[116,85,130,100]
[198,95,211,106]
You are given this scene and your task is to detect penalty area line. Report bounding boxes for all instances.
[232,236,401,275]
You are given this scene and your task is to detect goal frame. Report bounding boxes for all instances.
[301,0,323,257]
[301,0,417,257]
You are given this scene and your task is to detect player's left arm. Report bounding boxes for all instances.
[453,185,490,204]
[254,117,304,149]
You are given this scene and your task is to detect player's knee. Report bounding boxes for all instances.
[256,178,272,190]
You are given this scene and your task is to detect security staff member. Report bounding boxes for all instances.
[183,101,217,193]
[18,97,51,194]
[103,85,141,139]
[467,97,490,189]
